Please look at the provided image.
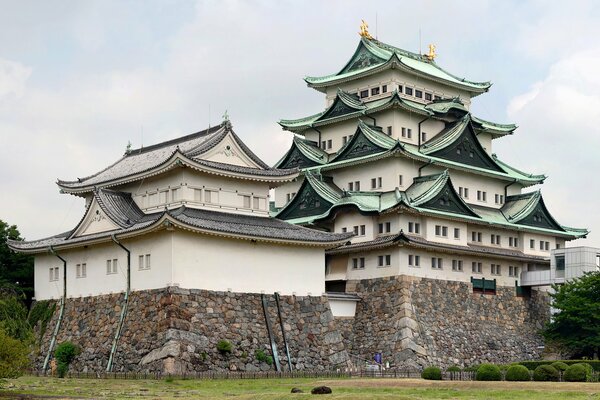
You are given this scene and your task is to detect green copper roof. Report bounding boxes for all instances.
[277,171,586,238]
[274,136,330,169]
[305,38,491,93]
[332,119,398,162]
[280,90,513,138]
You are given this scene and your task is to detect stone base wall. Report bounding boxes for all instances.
[344,275,550,369]
[36,287,349,373]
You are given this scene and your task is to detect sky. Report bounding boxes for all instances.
[1,0,599,246]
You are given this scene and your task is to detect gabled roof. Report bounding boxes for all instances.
[7,193,354,254]
[403,171,480,218]
[276,171,586,239]
[305,38,491,94]
[279,90,514,139]
[274,136,330,169]
[331,120,399,163]
[420,115,505,173]
[57,122,299,194]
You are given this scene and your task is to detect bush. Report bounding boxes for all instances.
[463,365,479,372]
[0,327,29,378]
[216,340,232,355]
[54,341,80,378]
[505,365,531,381]
[551,361,569,372]
[255,349,273,365]
[533,365,559,381]
[475,364,502,381]
[28,301,55,342]
[0,296,32,343]
[564,363,593,382]
[519,360,600,372]
[446,365,461,372]
[421,366,442,380]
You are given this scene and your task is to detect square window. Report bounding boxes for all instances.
[371,87,380,96]
[405,87,413,96]
[341,227,347,233]
[425,92,432,101]
[360,90,369,98]
[415,90,423,98]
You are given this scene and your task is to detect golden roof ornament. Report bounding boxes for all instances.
[426,44,437,61]
[359,20,373,40]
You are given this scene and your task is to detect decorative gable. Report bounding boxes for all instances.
[516,199,564,231]
[428,122,504,172]
[277,146,320,169]
[71,200,120,238]
[334,128,388,162]
[277,180,333,220]
[318,97,360,121]
[341,42,386,74]
[200,132,262,168]
[419,184,479,217]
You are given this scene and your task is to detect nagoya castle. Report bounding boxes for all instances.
[8,22,588,373]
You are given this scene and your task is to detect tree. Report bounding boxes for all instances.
[544,271,600,359]
[0,220,34,303]
[0,327,30,378]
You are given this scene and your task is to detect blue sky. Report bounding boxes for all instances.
[1,0,599,245]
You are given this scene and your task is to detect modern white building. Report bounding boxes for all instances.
[8,120,352,301]
[273,25,588,296]
[521,247,600,287]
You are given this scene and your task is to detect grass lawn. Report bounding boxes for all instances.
[1,376,599,399]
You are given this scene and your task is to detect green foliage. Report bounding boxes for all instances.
[216,340,232,355]
[519,360,600,371]
[475,364,502,381]
[28,301,56,343]
[164,375,174,383]
[0,295,32,343]
[544,271,600,358]
[446,365,461,372]
[254,349,273,365]
[0,327,30,378]
[533,365,559,381]
[0,220,34,303]
[550,361,569,372]
[421,366,442,380]
[54,341,80,378]
[463,365,479,372]
[505,365,531,381]
[564,363,593,382]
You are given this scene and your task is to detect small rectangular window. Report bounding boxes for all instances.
[464,188,469,198]
[371,87,380,96]
[371,178,377,189]
[415,89,423,98]
[348,182,354,191]
[360,90,369,98]
[442,226,448,237]
[352,258,358,269]
[382,85,388,93]
[398,85,403,93]
[353,226,359,235]
[342,136,348,145]
[355,181,360,191]
[405,87,413,96]
[386,126,392,136]
[452,260,463,271]
[145,254,151,269]
[159,190,169,204]
[434,95,441,100]
[378,223,384,234]
[454,228,460,239]
[421,132,427,142]
[341,227,347,233]
[425,92,432,101]
[242,195,251,208]
[401,127,406,137]
[398,175,403,187]
[252,197,260,210]
[139,255,144,270]
[472,262,482,273]
[530,239,535,249]
[435,225,441,236]
[171,188,179,202]
[194,188,202,202]
[360,225,366,236]
[327,139,332,149]
[321,140,326,149]
[407,128,412,139]
[359,257,365,269]
[385,222,391,232]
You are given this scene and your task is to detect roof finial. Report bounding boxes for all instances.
[426,43,436,61]
[222,110,232,129]
[359,20,373,40]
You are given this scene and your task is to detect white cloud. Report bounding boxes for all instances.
[0,58,31,99]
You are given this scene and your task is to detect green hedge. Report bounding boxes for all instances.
[475,364,502,381]
[564,363,593,382]
[505,365,531,381]
[421,366,442,380]
[533,365,559,382]
[519,360,600,372]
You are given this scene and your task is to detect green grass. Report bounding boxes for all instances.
[1,376,599,399]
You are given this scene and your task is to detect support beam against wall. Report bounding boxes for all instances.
[274,292,292,371]
[106,235,131,372]
[43,246,67,373]
[261,294,281,372]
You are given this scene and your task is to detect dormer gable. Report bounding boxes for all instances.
[70,199,120,238]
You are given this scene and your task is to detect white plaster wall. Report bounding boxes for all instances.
[325,69,473,108]
[171,231,325,295]
[119,168,271,216]
[273,178,303,209]
[422,215,469,246]
[343,248,401,280]
[328,299,357,317]
[330,157,418,193]
[333,211,377,243]
[33,233,174,300]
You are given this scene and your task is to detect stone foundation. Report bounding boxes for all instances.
[344,275,550,369]
[36,287,349,373]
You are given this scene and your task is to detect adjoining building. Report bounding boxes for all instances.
[8,120,353,373]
